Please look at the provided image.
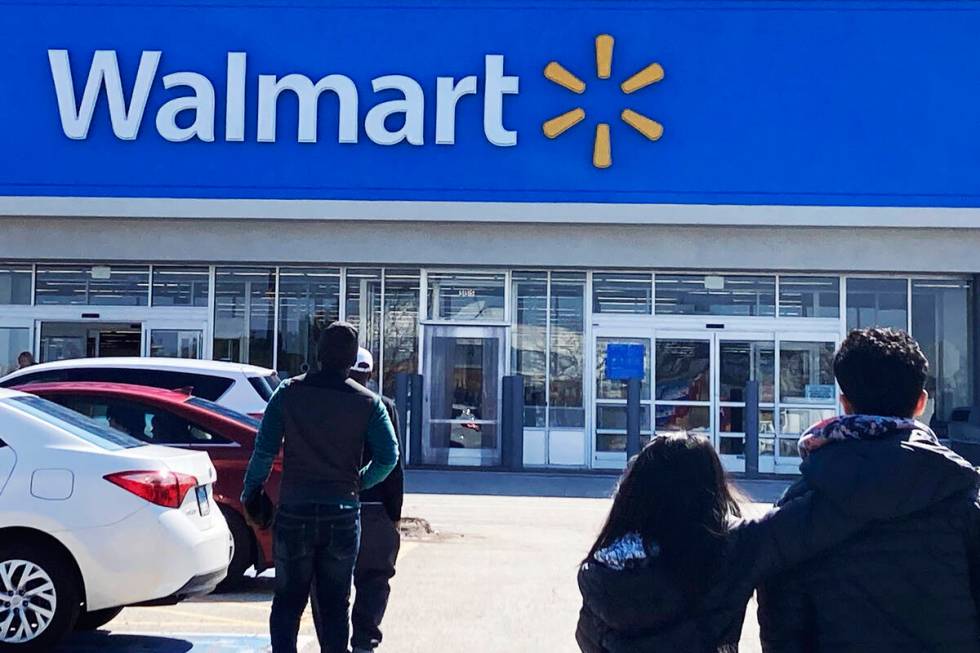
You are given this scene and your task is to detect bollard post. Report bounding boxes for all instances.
[409,374,424,467]
[744,379,760,477]
[394,372,410,458]
[626,377,642,458]
[501,375,525,470]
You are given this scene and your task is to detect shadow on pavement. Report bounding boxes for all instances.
[196,575,275,602]
[58,632,193,652]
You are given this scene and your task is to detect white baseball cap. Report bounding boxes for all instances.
[351,347,374,373]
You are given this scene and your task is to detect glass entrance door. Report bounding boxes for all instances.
[772,334,838,473]
[0,319,33,377]
[593,327,838,473]
[713,333,776,472]
[423,324,506,466]
[39,322,143,361]
[144,319,208,359]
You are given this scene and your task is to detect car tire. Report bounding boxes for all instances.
[74,606,123,631]
[215,507,254,592]
[0,541,81,651]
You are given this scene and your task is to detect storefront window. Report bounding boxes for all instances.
[152,267,210,307]
[0,328,31,376]
[213,268,275,368]
[0,266,31,305]
[550,272,586,427]
[846,277,908,331]
[512,272,547,427]
[35,265,149,306]
[427,272,505,321]
[778,276,840,318]
[346,269,382,391]
[592,272,652,314]
[656,274,776,316]
[912,279,971,433]
[383,269,421,397]
[277,268,341,378]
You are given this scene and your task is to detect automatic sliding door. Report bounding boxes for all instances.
[776,337,838,471]
[654,337,711,439]
[594,335,652,460]
[716,336,776,470]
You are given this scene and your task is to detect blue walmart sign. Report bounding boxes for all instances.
[1,0,980,206]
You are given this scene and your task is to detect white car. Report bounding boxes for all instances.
[0,358,278,417]
[0,388,232,650]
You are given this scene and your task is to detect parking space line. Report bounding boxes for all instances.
[154,607,269,627]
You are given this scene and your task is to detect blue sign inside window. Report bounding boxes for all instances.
[606,343,645,380]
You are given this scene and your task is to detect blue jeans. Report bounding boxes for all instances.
[270,504,361,653]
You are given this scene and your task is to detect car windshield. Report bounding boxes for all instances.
[187,397,261,429]
[6,395,145,450]
[247,374,281,402]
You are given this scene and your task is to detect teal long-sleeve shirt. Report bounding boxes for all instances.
[241,378,399,506]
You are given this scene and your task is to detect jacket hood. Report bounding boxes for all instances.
[801,420,980,521]
[578,545,695,633]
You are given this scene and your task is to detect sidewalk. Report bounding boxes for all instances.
[405,469,791,504]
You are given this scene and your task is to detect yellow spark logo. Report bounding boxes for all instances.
[543,34,664,169]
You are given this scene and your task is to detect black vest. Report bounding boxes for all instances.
[278,370,377,505]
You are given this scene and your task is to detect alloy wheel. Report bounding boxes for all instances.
[0,559,57,643]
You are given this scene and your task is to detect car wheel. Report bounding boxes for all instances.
[74,606,123,631]
[0,542,81,651]
[215,507,254,592]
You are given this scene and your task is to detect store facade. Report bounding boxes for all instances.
[1,0,980,474]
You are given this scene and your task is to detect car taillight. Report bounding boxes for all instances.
[104,470,198,509]
[248,412,264,420]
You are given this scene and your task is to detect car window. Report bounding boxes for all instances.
[5,395,144,450]
[248,374,281,402]
[0,369,69,386]
[9,367,235,401]
[50,396,233,446]
[187,397,260,429]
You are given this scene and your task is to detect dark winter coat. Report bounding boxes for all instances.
[758,426,980,653]
[576,491,867,653]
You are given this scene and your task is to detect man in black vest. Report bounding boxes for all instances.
[242,322,399,653]
[347,347,404,653]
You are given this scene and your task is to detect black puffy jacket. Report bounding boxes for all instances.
[758,428,980,653]
[577,491,869,653]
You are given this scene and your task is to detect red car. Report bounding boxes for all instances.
[15,381,279,588]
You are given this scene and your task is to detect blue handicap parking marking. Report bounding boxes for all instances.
[62,632,273,652]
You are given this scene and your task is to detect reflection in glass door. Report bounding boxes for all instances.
[775,338,838,471]
[594,334,652,457]
[0,324,32,377]
[654,336,712,441]
[716,336,776,467]
[423,325,506,466]
[148,330,204,358]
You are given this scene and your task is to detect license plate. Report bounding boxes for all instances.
[196,485,211,516]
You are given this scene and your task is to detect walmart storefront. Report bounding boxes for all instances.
[0,0,978,474]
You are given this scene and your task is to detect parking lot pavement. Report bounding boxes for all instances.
[57,491,775,653]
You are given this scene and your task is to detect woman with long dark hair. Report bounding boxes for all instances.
[577,435,863,653]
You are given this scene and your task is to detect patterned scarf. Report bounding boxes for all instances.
[797,414,937,459]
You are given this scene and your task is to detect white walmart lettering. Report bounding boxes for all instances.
[48,49,519,146]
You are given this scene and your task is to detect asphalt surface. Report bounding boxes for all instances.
[57,475,787,652]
